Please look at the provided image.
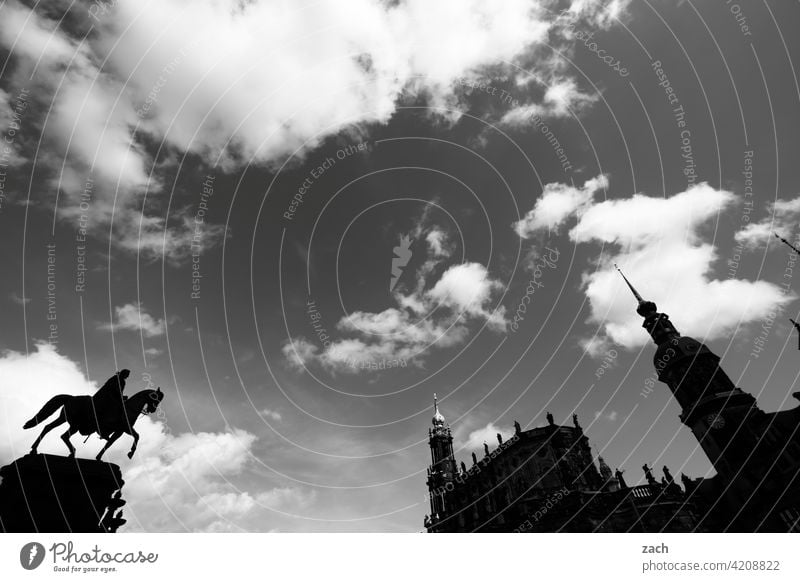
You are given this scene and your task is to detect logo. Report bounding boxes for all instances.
[389,235,413,291]
[20,542,45,570]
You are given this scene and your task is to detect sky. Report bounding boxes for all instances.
[1,0,800,532]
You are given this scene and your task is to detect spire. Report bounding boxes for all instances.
[432,393,445,427]
[615,264,658,317]
[615,264,679,344]
[615,263,644,303]
[775,232,800,255]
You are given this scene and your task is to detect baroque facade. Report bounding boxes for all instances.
[424,271,800,532]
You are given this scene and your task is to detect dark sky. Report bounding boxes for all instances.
[2,0,800,531]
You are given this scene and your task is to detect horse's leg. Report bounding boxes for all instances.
[96,432,122,461]
[30,410,66,454]
[127,428,140,459]
[60,426,78,457]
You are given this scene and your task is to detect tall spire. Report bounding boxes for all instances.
[615,264,679,344]
[615,264,644,303]
[615,264,658,316]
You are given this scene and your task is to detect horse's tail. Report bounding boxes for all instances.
[22,395,70,429]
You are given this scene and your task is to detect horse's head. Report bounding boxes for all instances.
[145,387,164,414]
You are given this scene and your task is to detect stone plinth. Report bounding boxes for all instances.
[0,454,126,533]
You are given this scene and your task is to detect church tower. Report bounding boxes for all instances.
[616,267,765,480]
[426,394,457,519]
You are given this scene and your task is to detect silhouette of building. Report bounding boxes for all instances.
[424,399,700,532]
[617,268,800,531]
[423,272,800,532]
[0,454,126,533]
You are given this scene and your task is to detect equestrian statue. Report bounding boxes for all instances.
[22,369,164,461]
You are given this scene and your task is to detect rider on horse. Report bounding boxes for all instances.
[94,369,130,439]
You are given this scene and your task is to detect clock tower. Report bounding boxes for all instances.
[426,394,457,520]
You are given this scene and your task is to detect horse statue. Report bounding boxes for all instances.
[23,386,164,461]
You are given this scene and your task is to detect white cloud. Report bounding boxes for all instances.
[0,343,310,532]
[501,78,598,125]
[735,195,800,250]
[284,236,506,373]
[426,228,450,257]
[427,262,506,327]
[9,292,30,305]
[594,410,618,422]
[513,174,608,237]
[101,303,166,337]
[0,0,627,256]
[516,177,795,352]
[259,408,282,422]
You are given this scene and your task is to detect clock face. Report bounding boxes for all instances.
[706,413,725,429]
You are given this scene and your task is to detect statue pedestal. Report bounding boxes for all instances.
[0,454,126,533]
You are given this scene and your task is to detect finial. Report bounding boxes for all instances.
[432,393,445,426]
[615,263,644,303]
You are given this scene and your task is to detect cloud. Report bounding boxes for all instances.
[0,343,310,532]
[513,174,608,237]
[259,408,282,422]
[594,410,618,422]
[112,210,227,264]
[9,292,30,305]
[427,262,506,327]
[426,228,450,257]
[735,195,800,250]
[501,78,598,125]
[100,303,166,337]
[516,177,795,352]
[284,228,506,373]
[0,0,627,256]
[461,422,514,450]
